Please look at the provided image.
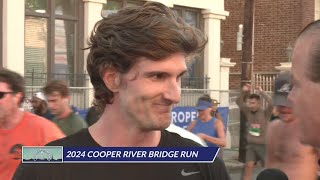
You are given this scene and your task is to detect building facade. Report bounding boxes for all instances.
[222,0,320,90]
[0,0,232,108]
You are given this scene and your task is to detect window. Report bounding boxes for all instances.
[102,0,144,17]
[25,0,84,86]
[172,6,205,88]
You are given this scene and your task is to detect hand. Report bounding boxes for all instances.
[242,83,251,92]
[255,86,263,93]
[197,133,207,140]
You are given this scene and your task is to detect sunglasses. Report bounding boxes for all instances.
[0,91,14,99]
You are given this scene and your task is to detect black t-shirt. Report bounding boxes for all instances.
[13,129,230,180]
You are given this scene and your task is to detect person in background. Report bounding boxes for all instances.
[13,2,229,179]
[211,99,222,119]
[30,91,54,120]
[197,94,225,121]
[266,72,318,180]
[270,106,280,121]
[0,68,64,180]
[236,84,273,180]
[43,80,87,136]
[187,95,227,148]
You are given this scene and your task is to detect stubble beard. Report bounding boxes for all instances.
[136,110,172,132]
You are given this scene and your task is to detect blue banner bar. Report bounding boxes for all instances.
[22,146,219,163]
[63,147,219,163]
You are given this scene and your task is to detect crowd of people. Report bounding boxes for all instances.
[0,1,319,180]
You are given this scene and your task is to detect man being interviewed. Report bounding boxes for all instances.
[13,2,230,180]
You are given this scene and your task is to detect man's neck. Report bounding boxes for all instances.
[200,115,213,122]
[88,104,161,147]
[56,107,72,120]
[0,110,24,130]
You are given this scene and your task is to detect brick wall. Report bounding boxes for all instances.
[301,0,315,28]
[229,73,241,90]
[222,0,314,90]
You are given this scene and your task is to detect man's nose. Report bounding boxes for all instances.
[163,79,181,104]
[288,90,294,104]
[48,102,54,109]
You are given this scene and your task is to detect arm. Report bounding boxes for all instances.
[236,83,251,112]
[256,86,273,115]
[260,91,272,105]
[215,112,223,122]
[198,120,226,147]
[186,120,197,132]
[236,91,249,110]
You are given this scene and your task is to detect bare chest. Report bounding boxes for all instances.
[272,125,315,163]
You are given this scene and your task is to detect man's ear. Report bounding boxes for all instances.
[102,68,121,92]
[62,96,70,104]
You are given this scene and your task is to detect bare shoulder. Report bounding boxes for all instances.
[268,119,283,129]
[214,119,224,127]
[267,119,283,138]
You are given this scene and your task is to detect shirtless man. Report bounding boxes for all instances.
[266,72,318,180]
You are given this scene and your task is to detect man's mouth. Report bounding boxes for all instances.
[153,104,172,113]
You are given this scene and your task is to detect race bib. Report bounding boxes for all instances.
[249,123,261,136]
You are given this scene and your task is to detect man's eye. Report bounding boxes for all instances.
[151,74,166,80]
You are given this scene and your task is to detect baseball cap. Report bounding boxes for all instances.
[273,72,292,107]
[212,99,220,105]
[33,92,46,101]
[195,100,213,110]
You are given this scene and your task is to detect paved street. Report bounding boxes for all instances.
[228,167,263,180]
[223,149,264,180]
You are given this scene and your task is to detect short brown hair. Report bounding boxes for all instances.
[248,94,261,101]
[297,20,320,83]
[43,80,69,97]
[0,68,25,105]
[87,2,207,111]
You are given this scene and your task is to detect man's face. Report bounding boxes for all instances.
[288,37,320,147]
[0,82,20,124]
[116,53,187,131]
[247,98,260,112]
[277,105,293,122]
[212,104,218,112]
[46,92,68,116]
[31,97,42,109]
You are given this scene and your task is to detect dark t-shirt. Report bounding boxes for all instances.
[13,129,230,180]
